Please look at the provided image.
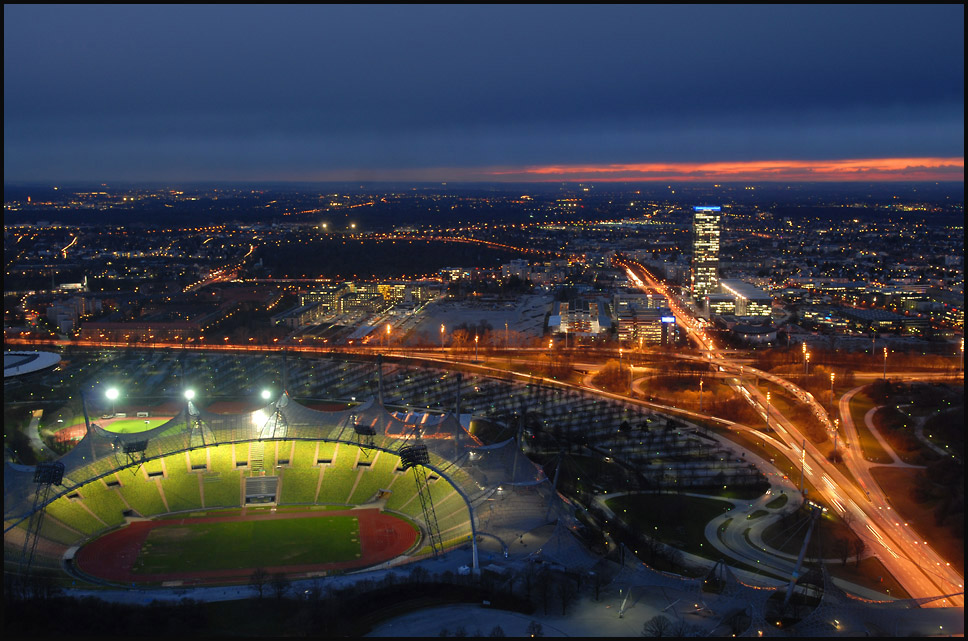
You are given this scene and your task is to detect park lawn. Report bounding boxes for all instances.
[848,394,893,464]
[606,493,734,553]
[134,515,361,574]
[827,555,911,600]
[869,466,964,577]
[100,418,171,434]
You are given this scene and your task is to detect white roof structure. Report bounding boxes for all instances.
[4,351,61,378]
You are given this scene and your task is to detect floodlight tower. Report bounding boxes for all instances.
[256,388,289,440]
[398,442,444,558]
[106,387,119,417]
[18,461,66,591]
[185,389,215,449]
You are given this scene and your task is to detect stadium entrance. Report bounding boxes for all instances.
[244,476,279,504]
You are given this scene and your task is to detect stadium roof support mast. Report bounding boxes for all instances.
[282,348,289,395]
[454,372,462,419]
[187,398,216,449]
[258,393,290,440]
[377,354,384,406]
[784,501,825,608]
[18,461,65,590]
[398,443,445,559]
[453,372,463,454]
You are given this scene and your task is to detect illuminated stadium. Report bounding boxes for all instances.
[4,382,579,586]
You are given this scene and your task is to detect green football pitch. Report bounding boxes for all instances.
[133,515,361,574]
[100,417,171,433]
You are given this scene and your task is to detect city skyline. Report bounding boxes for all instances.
[4,5,964,184]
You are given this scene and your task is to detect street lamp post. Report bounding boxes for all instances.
[440,324,445,350]
[883,347,888,380]
[833,418,839,457]
[830,372,836,404]
[386,323,391,349]
[766,391,771,428]
[474,334,479,362]
[699,378,704,412]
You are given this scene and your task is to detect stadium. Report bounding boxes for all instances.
[4,357,594,589]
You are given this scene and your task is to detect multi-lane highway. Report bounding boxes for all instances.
[619,257,964,607]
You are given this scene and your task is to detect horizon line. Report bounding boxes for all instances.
[3,156,964,186]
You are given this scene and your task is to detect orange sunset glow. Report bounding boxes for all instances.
[490,157,964,182]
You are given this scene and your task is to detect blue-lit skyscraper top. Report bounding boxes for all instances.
[694,206,722,212]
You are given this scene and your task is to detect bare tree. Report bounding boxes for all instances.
[249,567,269,599]
[851,538,867,567]
[557,575,579,615]
[270,571,291,600]
[592,570,605,601]
[642,615,672,637]
[836,537,850,566]
[306,577,324,602]
[534,568,554,614]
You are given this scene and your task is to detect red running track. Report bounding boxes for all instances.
[74,508,418,585]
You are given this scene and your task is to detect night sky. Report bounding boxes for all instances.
[3,5,964,183]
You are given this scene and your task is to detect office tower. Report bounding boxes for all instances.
[691,206,721,298]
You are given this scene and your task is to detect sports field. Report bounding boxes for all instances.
[100,417,172,433]
[52,416,174,442]
[135,515,361,573]
[75,508,419,584]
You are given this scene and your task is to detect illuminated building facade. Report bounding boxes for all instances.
[719,280,773,318]
[691,206,721,298]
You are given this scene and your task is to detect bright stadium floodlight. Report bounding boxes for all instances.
[261,389,272,401]
[184,389,195,401]
[106,387,119,416]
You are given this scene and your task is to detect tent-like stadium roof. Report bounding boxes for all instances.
[3,393,547,530]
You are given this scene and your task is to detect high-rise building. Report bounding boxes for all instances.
[691,206,721,298]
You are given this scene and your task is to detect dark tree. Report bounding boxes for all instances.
[270,572,291,600]
[249,567,269,599]
[643,615,673,637]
